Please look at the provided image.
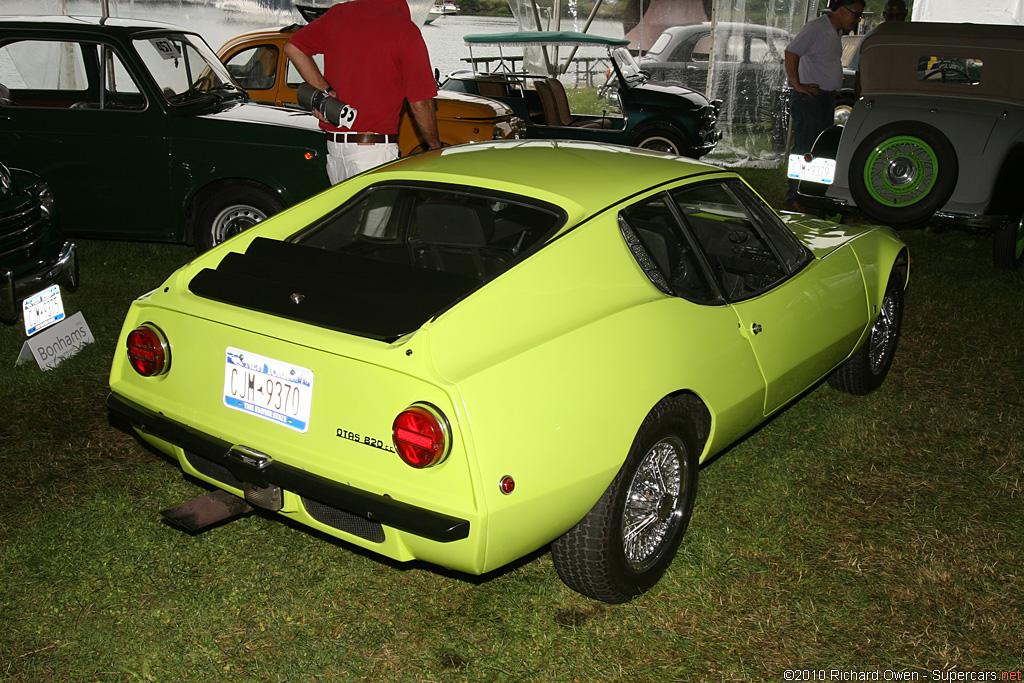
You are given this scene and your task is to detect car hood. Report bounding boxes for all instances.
[435,90,515,119]
[196,100,323,132]
[632,80,711,106]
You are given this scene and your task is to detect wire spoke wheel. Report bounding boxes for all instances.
[863,135,939,208]
[621,436,685,570]
[868,285,901,375]
[849,123,957,226]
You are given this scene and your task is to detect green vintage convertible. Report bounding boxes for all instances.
[107,141,907,603]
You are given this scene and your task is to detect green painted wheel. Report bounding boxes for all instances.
[862,135,939,208]
[849,122,958,226]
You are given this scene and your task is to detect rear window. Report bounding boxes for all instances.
[917,56,983,85]
[292,182,565,281]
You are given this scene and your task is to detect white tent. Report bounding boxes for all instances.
[912,0,1024,24]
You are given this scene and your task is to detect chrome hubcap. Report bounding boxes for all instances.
[869,290,900,374]
[622,437,684,570]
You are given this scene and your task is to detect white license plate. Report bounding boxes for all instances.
[223,347,314,433]
[23,284,65,336]
[788,154,836,185]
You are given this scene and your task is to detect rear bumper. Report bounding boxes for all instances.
[0,241,79,325]
[105,392,470,543]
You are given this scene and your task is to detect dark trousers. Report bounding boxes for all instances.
[786,90,836,205]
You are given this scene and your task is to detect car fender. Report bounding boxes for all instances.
[423,219,766,572]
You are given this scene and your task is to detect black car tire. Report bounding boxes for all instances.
[193,182,284,253]
[848,122,958,226]
[551,397,699,603]
[992,214,1024,270]
[827,265,905,395]
[632,127,689,157]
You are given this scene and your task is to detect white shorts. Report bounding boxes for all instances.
[325,140,399,185]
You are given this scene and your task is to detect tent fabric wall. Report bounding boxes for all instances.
[913,0,1024,24]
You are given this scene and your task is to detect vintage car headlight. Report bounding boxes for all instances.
[126,323,171,377]
[392,403,451,468]
[33,181,55,218]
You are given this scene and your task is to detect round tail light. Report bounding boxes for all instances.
[392,403,451,468]
[126,324,170,377]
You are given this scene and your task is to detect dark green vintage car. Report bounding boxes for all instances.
[0,16,331,252]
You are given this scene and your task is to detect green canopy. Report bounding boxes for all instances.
[463,31,629,48]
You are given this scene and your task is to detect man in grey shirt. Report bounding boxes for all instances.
[784,0,866,211]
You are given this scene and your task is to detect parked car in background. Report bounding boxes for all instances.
[639,22,857,127]
[108,140,907,604]
[217,14,525,155]
[0,16,331,253]
[639,22,789,115]
[440,31,721,158]
[0,161,78,326]
[793,21,1024,269]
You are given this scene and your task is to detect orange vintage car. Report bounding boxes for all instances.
[217,22,524,156]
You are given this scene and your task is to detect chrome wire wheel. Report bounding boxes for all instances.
[621,436,685,571]
[863,135,939,208]
[868,288,901,375]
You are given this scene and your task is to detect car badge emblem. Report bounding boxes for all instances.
[290,293,305,305]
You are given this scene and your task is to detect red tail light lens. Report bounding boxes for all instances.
[392,403,451,468]
[126,324,170,377]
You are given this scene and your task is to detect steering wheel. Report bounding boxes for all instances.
[922,67,974,84]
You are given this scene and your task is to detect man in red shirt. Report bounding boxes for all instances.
[285,0,441,184]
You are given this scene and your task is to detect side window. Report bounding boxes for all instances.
[0,40,142,110]
[749,36,771,64]
[619,195,721,304]
[688,34,712,63]
[917,55,982,85]
[721,35,744,63]
[224,45,279,90]
[669,183,789,301]
[286,53,325,89]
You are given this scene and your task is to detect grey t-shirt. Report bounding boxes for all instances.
[786,14,843,91]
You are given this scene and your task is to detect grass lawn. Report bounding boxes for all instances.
[1,167,1021,682]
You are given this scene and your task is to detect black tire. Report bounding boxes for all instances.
[551,397,700,603]
[992,214,1024,270]
[848,122,958,226]
[828,265,905,395]
[193,182,284,253]
[632,127,689,157]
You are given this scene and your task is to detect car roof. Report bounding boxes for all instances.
[360,140,728,223]
[659,22,790,38]
[0,15,194,38]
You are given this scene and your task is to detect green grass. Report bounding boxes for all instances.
[2,173,1022,681]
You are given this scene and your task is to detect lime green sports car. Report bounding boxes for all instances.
[107,140,908,603]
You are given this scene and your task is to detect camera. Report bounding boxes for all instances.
[297,83,358,128]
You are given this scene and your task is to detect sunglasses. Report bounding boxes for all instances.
[844,6,865,18]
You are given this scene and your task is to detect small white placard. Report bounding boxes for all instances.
[149,38,182,61]
[16,311,95,371]
[23,284,65,336]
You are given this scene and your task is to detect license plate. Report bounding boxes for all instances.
[223,347,314,433]
[788,154,836,184]
[23,284,65,336]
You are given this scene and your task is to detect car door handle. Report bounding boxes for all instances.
[751,323,762,335]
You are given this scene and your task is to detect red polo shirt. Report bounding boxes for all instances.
[288,0,438,135]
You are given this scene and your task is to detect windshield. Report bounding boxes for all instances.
[133,33,243,104]
[612,47,644,81]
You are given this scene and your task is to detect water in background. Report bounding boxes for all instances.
[0,0,623,77]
